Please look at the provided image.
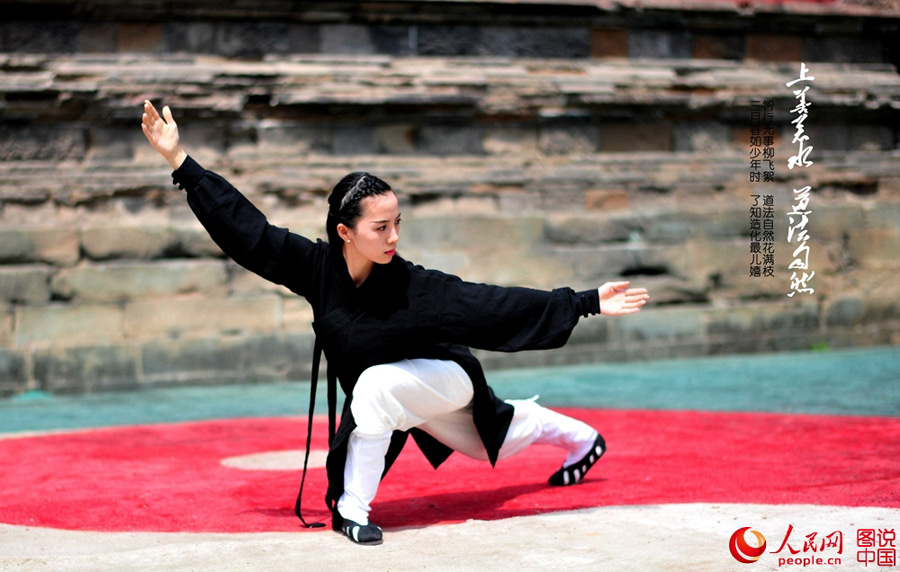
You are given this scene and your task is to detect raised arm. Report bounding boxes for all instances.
[141,100,187,170]
[139,101,321,297]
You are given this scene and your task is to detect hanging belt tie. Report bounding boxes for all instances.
[293,338,336,528]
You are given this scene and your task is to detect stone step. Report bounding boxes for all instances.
[2,55,898,120]
[2,149,897,214]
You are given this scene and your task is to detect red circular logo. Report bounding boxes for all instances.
[730,527,767,563]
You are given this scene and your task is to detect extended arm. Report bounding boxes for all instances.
[428,270,649,353]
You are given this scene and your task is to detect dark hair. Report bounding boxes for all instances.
[326,172,393,249]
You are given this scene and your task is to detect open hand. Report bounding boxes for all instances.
[141,100,186,170]
[598,281,649,316]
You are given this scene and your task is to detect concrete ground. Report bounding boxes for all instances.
[1,347,898,571]
[3,504,897,572]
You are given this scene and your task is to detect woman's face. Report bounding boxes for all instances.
[339,191,401,266]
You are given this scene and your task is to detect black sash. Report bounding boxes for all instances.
[293,338,337,528]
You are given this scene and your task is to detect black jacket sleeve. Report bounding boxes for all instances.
[172,156,321,297]
[412,266,601,352]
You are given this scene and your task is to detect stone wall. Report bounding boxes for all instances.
[1,0,899,395]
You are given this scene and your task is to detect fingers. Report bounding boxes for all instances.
[143,100,161,123]
[162,105,175,125]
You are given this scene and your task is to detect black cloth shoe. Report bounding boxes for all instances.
[341,518,383,546]
[548,433,606,486]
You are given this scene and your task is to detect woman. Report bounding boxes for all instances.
[141,101,649,546]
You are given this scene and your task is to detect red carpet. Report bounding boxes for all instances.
[1,409,898,533]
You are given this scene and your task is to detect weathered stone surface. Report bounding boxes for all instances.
[15,304,125,347]
[0,265,52,304]
[51,260,228,302]
[123,295,281,340]
[140,331,315,385]
[80,226,172,260]
[0,3,898,396]
[34,345,139,393]
[0,228,80,266]
[0,305,12,347]
[0,349,28,395]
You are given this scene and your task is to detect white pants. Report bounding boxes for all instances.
[337,359,597,525]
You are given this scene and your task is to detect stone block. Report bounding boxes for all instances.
[849,125,894,151]
[584,190,629,211]
[417,25,480,56]
[804,124,850,152]
[164,22,217,53]
[320,25,374,55]
[673,122,732,153]
[14,303,125,347]
[608,306,704,343]
[803,36,884,64]
[416,126,484,155]
[141,332,315,385]
[287,24,321,53]
[538,125,598,155]
[123,295,281,340]
[85,127,145,162]
[673,239,765,294]
[118,23,164,53]
[0,305,12,346]
[256,123,331,157]
[600,123,673,152]
[545,243,683,285]
[169,226,223,258]
[0,21,78,53]
[0,228,80,266]
[229,263,292,296]
[0,265,52,304]
[140,336,245,384]
[371,25,416,57]
[0,349,28,397]
[745,34,803,62]
[79,22,118,53]
[825,296,866,326]
[705,302,820,337]
[51,260,228,303]
[544,214,633,245]
[333,125,376,155]
[34,345,139,393]
[811,206,865,241]
[217,22,291,57]
[478,26,589,58]
[0,125,86,161]
[846,227,900,269]
[865,203,900,229]
[566,316,609,346]
[403,216,544,252]
[374,125,417,154]
[591,28,628,58]
[482,127,537,156]
[282,297,315,333]
[241,333,316,380]
[692,34,744,60]
[628,30,693,59]
[81,226,171,260]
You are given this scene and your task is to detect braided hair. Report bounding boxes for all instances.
[326,172,393,251]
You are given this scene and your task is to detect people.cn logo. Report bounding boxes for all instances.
[730,527,767,563]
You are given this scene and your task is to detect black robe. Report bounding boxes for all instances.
[172,156,601,528]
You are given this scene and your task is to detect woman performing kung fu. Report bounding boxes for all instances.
[141,100,649,546]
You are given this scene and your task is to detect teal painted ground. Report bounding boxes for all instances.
[2,346,898,434]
